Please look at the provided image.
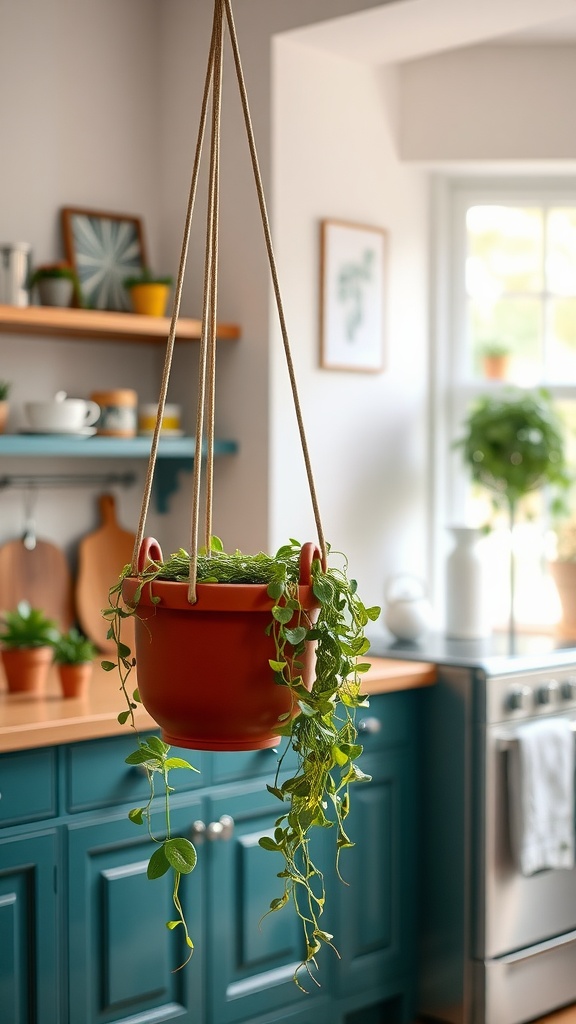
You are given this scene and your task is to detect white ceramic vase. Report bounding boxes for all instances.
[445,526,491,640]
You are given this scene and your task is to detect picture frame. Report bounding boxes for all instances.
[61,207,147,312]
[320,219,387,372]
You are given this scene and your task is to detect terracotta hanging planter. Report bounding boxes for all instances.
[121,538,320,750]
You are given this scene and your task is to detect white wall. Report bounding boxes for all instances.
[272,40,430,609]
[399,44,576,160]
[0,0,170,559]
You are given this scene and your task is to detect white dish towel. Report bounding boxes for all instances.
[507,717,575,876]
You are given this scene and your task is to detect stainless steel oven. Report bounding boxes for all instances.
[372,633,576,1024]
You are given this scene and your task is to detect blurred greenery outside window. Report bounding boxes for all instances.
[449,188,576,629]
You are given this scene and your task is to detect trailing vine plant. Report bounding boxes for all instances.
[103,538,380,985]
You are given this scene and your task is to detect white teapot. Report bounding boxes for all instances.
[384,574,433,642]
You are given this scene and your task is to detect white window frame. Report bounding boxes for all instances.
[430,174,576,626]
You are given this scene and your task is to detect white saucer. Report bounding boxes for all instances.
[20,427,97,437]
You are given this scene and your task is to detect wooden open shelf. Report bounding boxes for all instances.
[0,305,241,344]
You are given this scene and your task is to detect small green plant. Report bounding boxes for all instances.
[29,262,78,285]
[53,627,97,665]
[479,339,510,359]
[103,538,379,986]
[0,379,11,400]
[0,601,60,649]
[453,387,570,517]
[123,268,173,289]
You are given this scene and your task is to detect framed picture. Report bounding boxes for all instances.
[61,207,147,311]
[320,219,387,372]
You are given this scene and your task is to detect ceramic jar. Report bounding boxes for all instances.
[445,526,491,639]
[90,389,137,437]
[384,574,433,642]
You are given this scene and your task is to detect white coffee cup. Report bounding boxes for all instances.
[24,397,100,433]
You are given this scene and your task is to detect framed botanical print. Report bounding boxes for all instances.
[320,219,387,372]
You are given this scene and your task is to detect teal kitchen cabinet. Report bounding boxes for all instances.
[324,690,420,1024]
[0,830,60,1024]
[0,689,420,1024]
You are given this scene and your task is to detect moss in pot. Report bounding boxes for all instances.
[103,536,380,986]
[0,601,60,694]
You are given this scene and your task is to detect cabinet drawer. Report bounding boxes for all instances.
[356,691,415,753]
[212,741,297,785]
[0,748,57,825]
[66,732,207,812]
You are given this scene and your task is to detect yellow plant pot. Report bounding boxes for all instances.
[128,283,170,317]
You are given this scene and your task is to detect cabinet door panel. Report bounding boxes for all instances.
[331,748,416,998]
[0,830,59,1024]
[67,801,204,1024]
[206,782,308,1023]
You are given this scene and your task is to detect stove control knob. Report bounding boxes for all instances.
[508,686,532,711]
[561,678,576,701]
[537,680,559,705]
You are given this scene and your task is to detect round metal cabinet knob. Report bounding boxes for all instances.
[508,686,532,711]
[357,716,382,735]
[206,814,235,841]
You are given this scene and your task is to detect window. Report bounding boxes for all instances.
[435,178,576,630]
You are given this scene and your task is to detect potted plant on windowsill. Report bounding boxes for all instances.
[479,339,511,380]
[53,627,97,698]
[123,269,173,317]
[103,535,379,986]
[453,387,570,632]
[29,262,80,308]
[0,601,60,694]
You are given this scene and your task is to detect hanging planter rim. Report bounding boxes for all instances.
[122,575,317,614]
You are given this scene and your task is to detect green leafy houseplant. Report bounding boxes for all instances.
[104,538,379,986]
[0,600,60,648]
[29,262,81,308]
[53,627,97,665]
[453,387,569,519]
[453,387,570,631]
[0,380,11,401]
[123,268,174,289]
[0,601,60,694]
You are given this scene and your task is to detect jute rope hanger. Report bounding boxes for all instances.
[131,0,327,599]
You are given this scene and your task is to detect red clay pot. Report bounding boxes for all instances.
[58,662,93,698]
[122,539,321,751]
[1,646,54,694]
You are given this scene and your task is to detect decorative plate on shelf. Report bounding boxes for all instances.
[61,207,147,312]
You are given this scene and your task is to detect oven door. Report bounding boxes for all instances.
[476,714,576,960]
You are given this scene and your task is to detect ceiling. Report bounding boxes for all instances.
[284,0,576,64]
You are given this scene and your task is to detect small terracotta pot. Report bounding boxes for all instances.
[1,646,54,694]
[0,401,9,434]
[58,661,93,698]
[122,539,321,751]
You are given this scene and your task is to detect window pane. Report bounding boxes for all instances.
[547,209,576,296]
[471,296,542,383]
[547,297,576,380]
[466,205,543,295]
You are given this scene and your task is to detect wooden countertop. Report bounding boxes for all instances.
[0,656,436,753]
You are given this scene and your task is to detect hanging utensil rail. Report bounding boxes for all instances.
[0,472,136,491]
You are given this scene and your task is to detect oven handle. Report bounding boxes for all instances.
[496,927,576,964]
[497,719,576,752]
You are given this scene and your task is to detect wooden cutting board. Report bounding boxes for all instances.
[0,536,74,631]
[75,494,136,653]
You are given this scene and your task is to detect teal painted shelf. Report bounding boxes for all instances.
[0,435,238,512]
